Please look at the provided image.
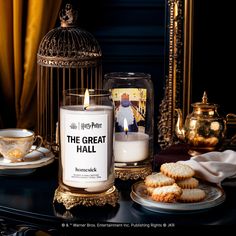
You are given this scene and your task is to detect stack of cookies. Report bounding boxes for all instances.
[144,162,206,203]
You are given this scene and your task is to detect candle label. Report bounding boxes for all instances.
[111,88,147,133]
[64,112,108,182]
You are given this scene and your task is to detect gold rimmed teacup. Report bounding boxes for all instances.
[0,128,43,163]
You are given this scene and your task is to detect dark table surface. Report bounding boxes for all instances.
[0,145,236,234]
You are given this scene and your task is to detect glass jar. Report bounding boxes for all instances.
[104,72,154,180]
[59,89,115,194]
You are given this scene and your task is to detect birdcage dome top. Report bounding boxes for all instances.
[37,4,102,68]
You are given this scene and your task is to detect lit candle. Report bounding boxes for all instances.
[114,118,149,162]
[60,89,114,192]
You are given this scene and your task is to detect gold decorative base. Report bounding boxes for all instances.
[53,185,119,210]
[115,165,152,180]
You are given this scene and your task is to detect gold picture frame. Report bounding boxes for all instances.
[158,0,194,149]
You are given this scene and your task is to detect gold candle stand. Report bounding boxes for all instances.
[115,165,152,181]
[53,185,119,210]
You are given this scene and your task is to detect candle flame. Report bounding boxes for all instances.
[124,118,128,135]
[83,89,90,110]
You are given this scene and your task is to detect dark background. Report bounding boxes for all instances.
[66,0,166,147]
[63,0,236,146]
[3,0,233,144]
[192,0,234,116]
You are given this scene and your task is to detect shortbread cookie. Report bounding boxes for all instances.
[151,183,182,203]
[160,162,195,180]
[178,189,206,203]
[176,177,199,189]
[145,186,156,195]
[144,172,175,187]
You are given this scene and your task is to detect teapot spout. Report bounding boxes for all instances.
[175,108,186,141]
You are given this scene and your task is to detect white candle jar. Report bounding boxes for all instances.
[54,89,118,209]
[104,72,154,180]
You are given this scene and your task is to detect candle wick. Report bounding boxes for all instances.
[125,130,128,136]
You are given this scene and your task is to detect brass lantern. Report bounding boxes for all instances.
[36,4,102,154]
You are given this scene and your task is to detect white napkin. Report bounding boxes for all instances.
[178,150,236,184]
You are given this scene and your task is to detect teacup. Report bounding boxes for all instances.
[0,128,43,162]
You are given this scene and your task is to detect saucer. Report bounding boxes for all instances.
[0,146,55,175]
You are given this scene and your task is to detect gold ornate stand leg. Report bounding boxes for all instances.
[115,165,152,180]
[53,185,119,210]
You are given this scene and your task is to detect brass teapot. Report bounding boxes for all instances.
[175,92,227,156]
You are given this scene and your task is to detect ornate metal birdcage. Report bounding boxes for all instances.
[37,4,102,154]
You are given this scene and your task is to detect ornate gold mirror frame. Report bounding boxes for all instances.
[158,0,193,149]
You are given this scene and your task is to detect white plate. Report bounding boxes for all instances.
[130,181,225,214]
[0,146,55,175]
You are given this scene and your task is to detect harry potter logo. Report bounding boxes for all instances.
[81,122,102,130]
[70,122,102,130]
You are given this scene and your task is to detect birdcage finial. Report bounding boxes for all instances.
[59,3,78,27]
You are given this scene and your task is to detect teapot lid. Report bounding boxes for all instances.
[192,91,218,109]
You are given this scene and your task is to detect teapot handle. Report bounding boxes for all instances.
[226,113,236,121]
[226,113,236,146]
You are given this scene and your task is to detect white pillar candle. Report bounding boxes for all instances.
[60,105,114,192]
[114,132,149,162]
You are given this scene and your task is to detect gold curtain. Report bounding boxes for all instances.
[0,0,62,129]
